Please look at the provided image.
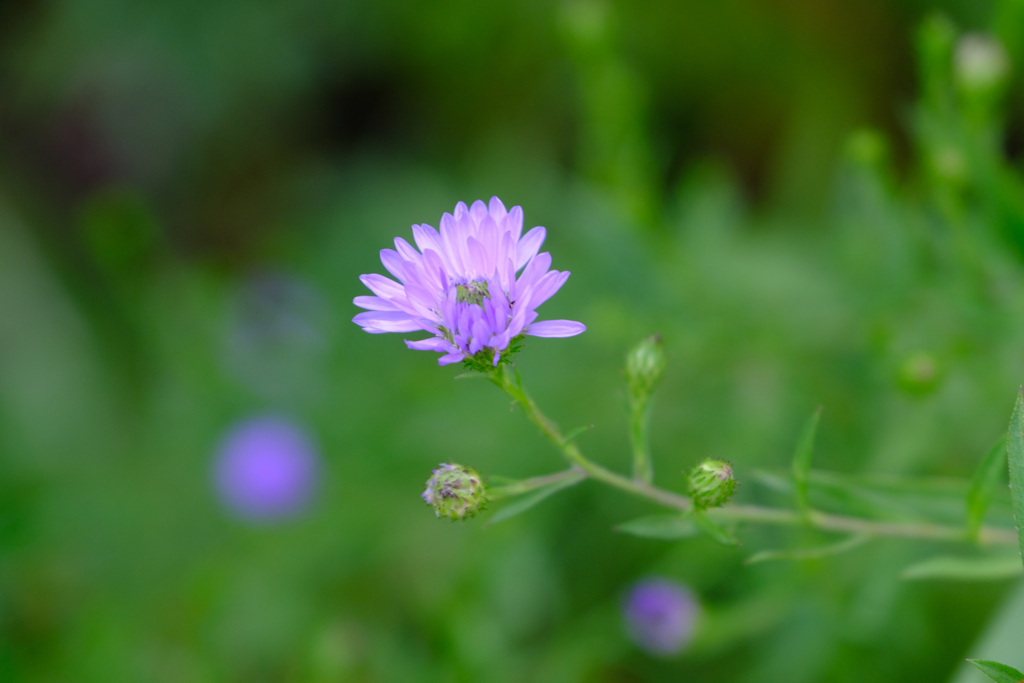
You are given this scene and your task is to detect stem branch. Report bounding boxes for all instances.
[490,365,1019,547]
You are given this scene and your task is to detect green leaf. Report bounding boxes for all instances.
[755,468,1005,528]
[791,407,822,516]
[745,534,871,565]
[562,424,594,446]
[453,372,488,381]
[487,475,524,487]
[485,476,581,527]
[900,555,1024,581]
[967,659,1024,683]
[615,514,699,540]
[967,438,1007,541]
[694,510,740,546]
[1007,388,1024,570]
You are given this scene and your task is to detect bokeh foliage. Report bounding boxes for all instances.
[3,0,1024,681]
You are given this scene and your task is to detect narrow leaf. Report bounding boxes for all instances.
[562,424,594,446]
[1007,388,1024,569]
[485,477,580,527]
[967,438,1007,541]
[792,407,822,516]
[453,372,487,381]
[616,514,699,540]
[486,475,520,486]
[745,534,871,565]
[694,510,740,546]
[900,555,1023,581]
[967,658,1024,683]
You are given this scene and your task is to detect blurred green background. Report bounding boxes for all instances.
[4,0,1024,680]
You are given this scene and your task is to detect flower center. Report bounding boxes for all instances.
[456,280,490,306]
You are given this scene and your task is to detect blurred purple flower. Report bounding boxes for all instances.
[353,197,585,367]
[624,579,699,656]
[213,416,320,521]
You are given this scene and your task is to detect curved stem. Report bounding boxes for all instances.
[490,365,1020,547]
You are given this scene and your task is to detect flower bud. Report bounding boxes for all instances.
[687,459,737,510]
[896,351,942,397]
[626,335,666,403]
[422,463,487,520]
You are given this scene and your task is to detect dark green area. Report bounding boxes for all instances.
[3,0,1024,680]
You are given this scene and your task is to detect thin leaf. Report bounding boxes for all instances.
[486,475,520,486]
[759,468,1007,527]
[562,424,594,446]
[453,372,487,381]
[485,476,581,527]
[792,407,822,516]
[967,659,1024,683]
[694,510,740,546]
[967,437,1007,541]
[1007,388,1024,570]
[745,534,871,565]
[900,555,1023,581]
[616,514,699,540]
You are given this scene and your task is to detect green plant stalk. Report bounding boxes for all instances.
[630,395,654,483]
[489,366,1020,547]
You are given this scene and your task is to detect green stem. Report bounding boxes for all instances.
[488,468,586,500]
[630,397,653,483]
[490,365,1020,547]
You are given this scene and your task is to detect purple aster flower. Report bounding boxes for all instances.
[353,197,586,367]
[624,579,699,656]
[213,416,320,521]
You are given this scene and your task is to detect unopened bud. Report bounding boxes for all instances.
[897,351,942,396]
[626,335,666,403]
[422,463,487,520]
[687,459,737,510]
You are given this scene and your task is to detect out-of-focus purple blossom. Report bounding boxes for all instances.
[213,416,320,521]
[623,579,699,656]
[353,197,585,367]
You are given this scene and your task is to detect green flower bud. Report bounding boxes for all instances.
[687,459,737,510]
[896,351,942,397]
[626,335,666,403]
[422,463,487,520]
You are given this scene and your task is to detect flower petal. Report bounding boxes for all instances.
[506,205,523,243]
[440,212,468,274]
[470,199,488,224]
[516,226,546,270]
[353,310,424,333]
[405,337,451,352]
[522,270,570,310]
[359,273,405,301]
[526,320,587,338]
[466,236,492,279]
[394,237,421,261]
[353,295,398,311]
[488,197,508,223]
[515,252,553,294]
[380,249,409,282]
[412,223,443,257]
